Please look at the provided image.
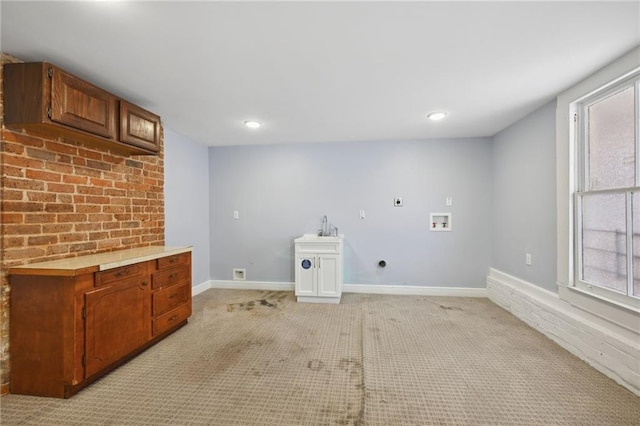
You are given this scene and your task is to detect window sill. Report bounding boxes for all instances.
[559,282,640,335]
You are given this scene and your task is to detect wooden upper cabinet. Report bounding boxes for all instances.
[49,65,117,140]
[120,101,160,153]
[3,62,160,155]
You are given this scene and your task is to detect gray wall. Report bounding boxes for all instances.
[164,128,212,287]
[491,101,557,292]
[209,138,492,287]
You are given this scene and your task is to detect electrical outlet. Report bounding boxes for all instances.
[446,196,452,206]
[233,210,239,220]
[359,210,365,219]
[525,253,532,266]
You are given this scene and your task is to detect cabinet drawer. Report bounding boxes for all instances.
[153,283,191,316]
[95,263,144,287]
[157,253,190,270]
[153,303,191,336]
[152,265,189,290]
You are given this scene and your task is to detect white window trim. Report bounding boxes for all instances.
[556,46,640,333]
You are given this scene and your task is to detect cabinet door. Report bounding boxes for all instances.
[295,255,317,296]
[120,101,160,153]
[317,254,341,298]
[85,276,151,377]
[49,65,117,139]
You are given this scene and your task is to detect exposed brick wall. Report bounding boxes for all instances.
[0,53,165,394]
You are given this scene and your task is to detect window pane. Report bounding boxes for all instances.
[634,192,640,297]
[581,193,627,292]
[587,86,635,190]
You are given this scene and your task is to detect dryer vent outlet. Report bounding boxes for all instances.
[233,268,246,281]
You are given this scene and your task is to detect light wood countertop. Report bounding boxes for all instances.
[9,246,192,276]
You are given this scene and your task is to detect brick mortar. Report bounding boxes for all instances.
[0,53,165,393]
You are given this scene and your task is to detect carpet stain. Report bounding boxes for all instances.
[307,359,325,371]
[439,305,463,311]
[227,299,278,312]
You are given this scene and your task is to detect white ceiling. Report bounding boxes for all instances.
[1,1,639,147]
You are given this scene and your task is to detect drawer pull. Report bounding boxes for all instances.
[169,293,178,299]
[168,315,178,322]
[169,273,178,279]
[169,258,177,263]
[115,271,127,277]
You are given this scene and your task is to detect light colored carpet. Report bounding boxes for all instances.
[1,289,638,425]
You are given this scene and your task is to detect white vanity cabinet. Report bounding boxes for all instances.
[294,235,343,303]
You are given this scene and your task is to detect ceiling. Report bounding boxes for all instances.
[1,1,639,147]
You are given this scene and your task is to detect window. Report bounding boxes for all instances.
[574,72,640,308]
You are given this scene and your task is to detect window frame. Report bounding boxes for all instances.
[572,71,640,311]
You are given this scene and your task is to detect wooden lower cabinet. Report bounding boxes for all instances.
[9,248,192,398]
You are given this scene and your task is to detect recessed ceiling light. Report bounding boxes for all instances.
[244,120,262,129]
[427,112,447,121]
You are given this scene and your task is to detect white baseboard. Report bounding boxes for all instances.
[209,280,295,291]
[192,280,212,296]
[487,268,640,397]
[344,284,486,297]
[199,280,485,297]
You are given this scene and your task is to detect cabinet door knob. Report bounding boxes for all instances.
[142,281,148,286]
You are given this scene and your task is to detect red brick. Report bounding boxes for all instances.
[69,242,97,253]
[1,190,24,201]
[1,213,22,223]
[4,236,25,248]
[59,233,87,243]
[97,240,121,250]
[45,140,78,155]
[77,186,104,196]
[103,205,126,214]
[2,201,44,212]
[110,197,131,205]
[89,178,112,188]
[63,175,88,185]
[28,235,59,246]
[3,131,45,148]
[86,196,110,205]
[75,205,101,213]
[47,183,75,193]
[27,192,57,202]
[25,169,62,182]
[120,237,140,246]
[88,232,109,241]
[3,177,46,191]
[74,167,101,178]
[2,141,25,155]
[25,147,56,161]
[2,165,24,178]
[75,223,102,232]
[3,247,46,260]
[45,203,74,213]
[42,224,73,234]
[57,213,87,223]
[110,230,131,238]
[46,162,74,174]
[24,213,56,224]
[102,222,121,230]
